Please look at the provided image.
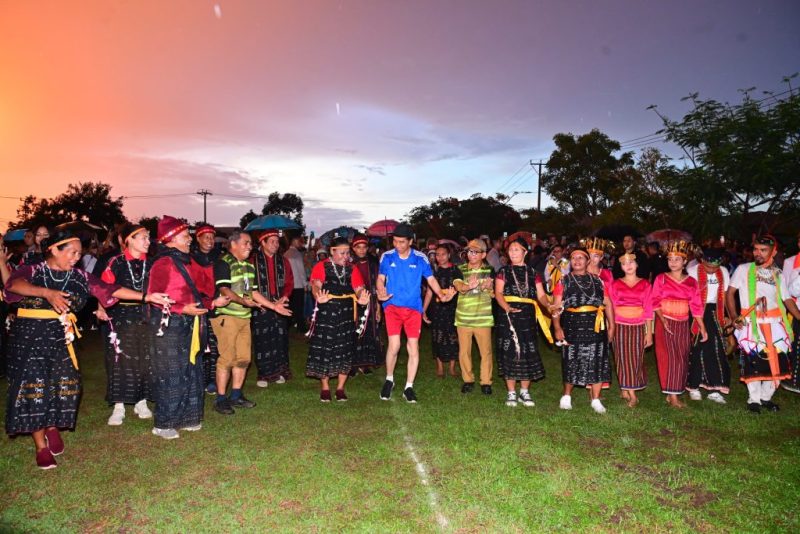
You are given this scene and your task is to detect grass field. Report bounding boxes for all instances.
[1,329,799,533]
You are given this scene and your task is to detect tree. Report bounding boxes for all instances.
[12,182,127,230]
[541,129,635,218]
[239,209,258,229]
[653,78,800,235]
[260,192,304,229]
[137,216,160,239]
[406,194,522,239]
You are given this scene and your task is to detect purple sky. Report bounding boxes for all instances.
[1,0,798,233]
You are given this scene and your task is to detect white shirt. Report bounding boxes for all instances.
[729,262,789,323]
[782,254,800,300]
[284,246,307,289]
[687,264,729,304]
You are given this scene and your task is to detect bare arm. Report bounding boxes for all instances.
[725,287,741,328]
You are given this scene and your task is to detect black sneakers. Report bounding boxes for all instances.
[380,380,394,400]
[461,382,475,394]
[481,385,493,395]
[403,387,418,403]
[232,396,256,409]
[761,400,780,412]
[214,397,235,415]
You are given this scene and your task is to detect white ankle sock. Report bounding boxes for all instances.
[405,382,413,390]
[386,375,394,383]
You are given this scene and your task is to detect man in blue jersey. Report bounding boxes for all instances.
[376,223,454,402]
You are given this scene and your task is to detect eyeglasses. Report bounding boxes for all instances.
[467,250,483,255]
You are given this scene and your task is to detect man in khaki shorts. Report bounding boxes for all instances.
[211,230,291,414]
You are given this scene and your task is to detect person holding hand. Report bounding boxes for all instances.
[305,236,370,402]
[146,216,230,440]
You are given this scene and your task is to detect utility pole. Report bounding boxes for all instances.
[529,160,544,212]
[197,189,213,222]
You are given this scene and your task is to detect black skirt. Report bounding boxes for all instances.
[251,309,291,381]
[306,299,358,379]
[104,304,152,404]
[687,304,730,393]
[429,300,458,362]
[5,316,81,435]
[496,304,545,381]
[560,311,610,386]
[352,302,384,368]
[148,311,204,429]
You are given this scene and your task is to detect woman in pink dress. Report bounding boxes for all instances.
[650,241,708,408]
[608,252,653,407]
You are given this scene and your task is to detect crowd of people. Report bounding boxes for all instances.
[1,217,799,470]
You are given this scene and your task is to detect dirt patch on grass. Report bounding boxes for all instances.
[516,450,555,473]
[615,463,718,512]
[609,505,634,524]
[678,484,717,507]
[279,499,304,513]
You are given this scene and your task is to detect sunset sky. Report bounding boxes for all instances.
[1,1,798,234]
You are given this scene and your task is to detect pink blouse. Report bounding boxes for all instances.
[650,273,703,320]
[608,279,653,325]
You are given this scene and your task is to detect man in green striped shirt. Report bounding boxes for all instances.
[211,230,291,414]
[453,239,496,395]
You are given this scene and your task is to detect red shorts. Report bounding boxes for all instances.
[384,305,422,339]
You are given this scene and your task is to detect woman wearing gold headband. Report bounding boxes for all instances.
[3,230,172,469]
[552,247,615,414]
[98,224,154,426]
[650,241,708,408]
[608,251,653,407]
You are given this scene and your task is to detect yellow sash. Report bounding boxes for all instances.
[504,296,554,344]
[190,315,200,365]
[17,308,81,369]
[566,305,606,333]
[328,293,358,322]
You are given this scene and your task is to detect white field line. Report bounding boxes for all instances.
[399,424,450,530]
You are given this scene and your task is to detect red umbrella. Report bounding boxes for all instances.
[645,228,693,246]
[366,219,399,237]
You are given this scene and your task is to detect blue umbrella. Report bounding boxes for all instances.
[245,214,302,231]
[3,228,28,241]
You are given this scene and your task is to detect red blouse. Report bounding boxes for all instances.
[147,256,214,314]
[608,278,653,325]
[310,259,365,289]
[650,273,703,320]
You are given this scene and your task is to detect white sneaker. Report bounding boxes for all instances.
[688,390,702,401]
[152,427,179,440]
[590,399,607,414]
[107,404,125,426]
[180,424,202,432]
[559,395,572,410]
[275,375,287,384]
[256,380,269,388]
[519,390,535,407]
[505,392,517,407]
[707,392,727,404]
[133,399,152,419]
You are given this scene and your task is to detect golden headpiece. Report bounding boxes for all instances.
[579,237,615,255]
[663,240,696,258]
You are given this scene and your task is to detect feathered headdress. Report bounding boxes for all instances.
[579,237,615,255]
[663,240,696,257]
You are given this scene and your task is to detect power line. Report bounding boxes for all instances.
[494,161,530,192]
[498,167,532,196]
